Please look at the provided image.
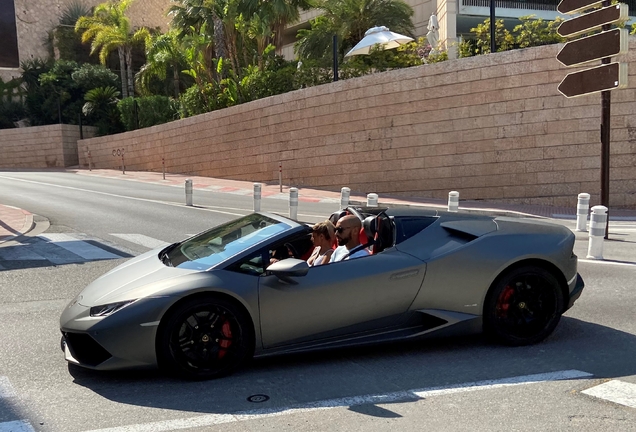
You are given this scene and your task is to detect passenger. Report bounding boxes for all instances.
[330,215,370,262]
[307,220,336,266]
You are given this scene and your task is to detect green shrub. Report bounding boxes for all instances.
[118,96,179,131]
[0,100,27,129]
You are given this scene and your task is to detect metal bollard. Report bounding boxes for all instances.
[575,193,590,232]
[448,191,459,212]
[367,193,379,207]
[586,205,607,259]
[289,187,298,220]
[253,183,262,212]
[185,179,193,206]
[340,187,351,209]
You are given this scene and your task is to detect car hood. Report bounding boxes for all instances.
[77,248,198,307]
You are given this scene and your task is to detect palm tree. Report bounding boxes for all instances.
[75,0,148,98]
[296,0,414,60]
[170,0,228,64]
[136,30,188,98]
[240,0,314,50]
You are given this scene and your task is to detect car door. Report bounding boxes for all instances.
[258,248,426,348]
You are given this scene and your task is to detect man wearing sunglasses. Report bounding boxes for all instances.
[330,215,371,263]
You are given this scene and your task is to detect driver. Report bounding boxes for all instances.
[330,215,370,262]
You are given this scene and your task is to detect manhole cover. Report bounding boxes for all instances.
[247,394,270,403]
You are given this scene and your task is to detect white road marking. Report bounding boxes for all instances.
[0,376,16,398]
[0,421,35,432]
[83,369,592,432]
[579,259,636,268]
[111,234,169,250]
[38,234,121,260]
[582,380,636,408]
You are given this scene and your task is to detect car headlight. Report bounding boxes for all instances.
[90,300,136,317]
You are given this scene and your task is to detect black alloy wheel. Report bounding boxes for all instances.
[157,296,254,380]
[484,266,564,346]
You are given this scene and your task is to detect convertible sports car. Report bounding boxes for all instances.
[60,206,584,379]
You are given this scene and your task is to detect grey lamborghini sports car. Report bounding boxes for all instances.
[60,206,584,379]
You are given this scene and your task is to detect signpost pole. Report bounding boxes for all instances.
[490,0,496,53]
[600,0,611,239]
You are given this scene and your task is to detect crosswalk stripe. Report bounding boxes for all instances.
[0,421,35,432]
[110,234,169,250]
[38,234,121,260]
[0,376,16,398]
[582,380,636,408]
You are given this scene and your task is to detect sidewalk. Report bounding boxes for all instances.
[0,205,34,244]
[2,168,636,244]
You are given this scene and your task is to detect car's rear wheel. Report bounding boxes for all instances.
[157,296,254,380]
[484,266,564,346]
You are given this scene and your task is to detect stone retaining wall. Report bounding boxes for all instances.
[1,124,96,168]
[78,42,636,208]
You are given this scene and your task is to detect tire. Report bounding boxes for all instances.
[157,296,254,380]
[483,266,564,346]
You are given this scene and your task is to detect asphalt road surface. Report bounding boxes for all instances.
[1,171,635,432]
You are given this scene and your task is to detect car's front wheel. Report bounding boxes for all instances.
[157,296,254,380]
[484,266,564,346]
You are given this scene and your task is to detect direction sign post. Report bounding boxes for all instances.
[556,0,628,238]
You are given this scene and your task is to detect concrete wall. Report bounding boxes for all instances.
[76,42,636,209]
[0,124,96,168]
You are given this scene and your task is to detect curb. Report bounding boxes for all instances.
[349,200,543,219]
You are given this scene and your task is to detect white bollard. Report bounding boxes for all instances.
[367,193,379,207]
[185,179,193,206]
[575,193,590,232]
[289,187,298,220]
[253,183,262,212]
[448,191,459,212]
[586,205,607,259]
[340,187,350,209]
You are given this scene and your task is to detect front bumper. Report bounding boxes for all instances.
[566,273,584,311]
[60,296,175,370]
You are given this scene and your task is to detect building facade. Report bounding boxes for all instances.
[0,0,170,82]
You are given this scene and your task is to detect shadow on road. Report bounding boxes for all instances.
[67,316,636,417]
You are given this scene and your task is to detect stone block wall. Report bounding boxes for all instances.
[0,124,96,168]
[77,41,636,209]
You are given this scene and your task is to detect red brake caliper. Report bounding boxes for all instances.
[497,286,515,318]
[218,320,233,359]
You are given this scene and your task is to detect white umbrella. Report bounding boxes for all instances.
[344,26,414,57]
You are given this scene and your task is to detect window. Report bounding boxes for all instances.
[165,214,290,270]
[0,0,19,68]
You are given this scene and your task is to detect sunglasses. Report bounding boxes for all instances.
[334,226,352,234]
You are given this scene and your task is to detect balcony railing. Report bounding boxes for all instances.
[461,0,636,14]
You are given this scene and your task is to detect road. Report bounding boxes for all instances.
[1,170,635,432]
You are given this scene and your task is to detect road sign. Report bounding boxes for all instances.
[557,4,628,38]
[558,62,628,98]
[557,0,604,14]
[557,29,628,67]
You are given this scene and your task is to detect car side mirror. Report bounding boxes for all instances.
[267,258,309,283]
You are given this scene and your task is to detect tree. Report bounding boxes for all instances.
[240,0,314,51]
[169,0,227,70]
[75,0,148,98]
[295,0,414,60]
[82,86,124,135]
[52,0,95,63]
[136,30,189,98]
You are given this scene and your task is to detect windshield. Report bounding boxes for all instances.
[166,214,290,270]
